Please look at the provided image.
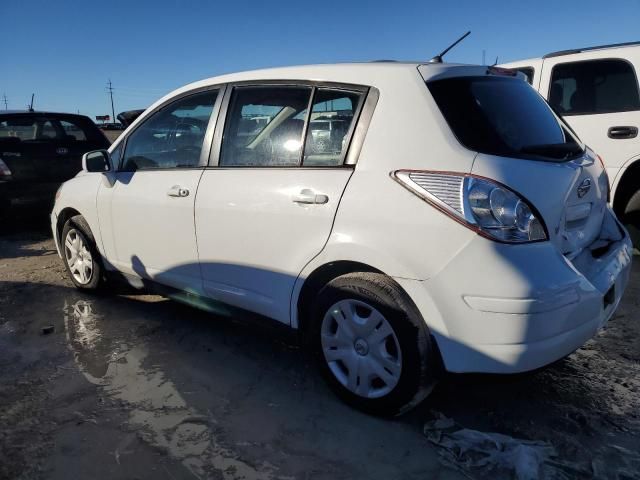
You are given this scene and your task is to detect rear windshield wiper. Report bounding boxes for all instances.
[519,143,582,159]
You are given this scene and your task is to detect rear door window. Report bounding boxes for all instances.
[303,88,363,166]
[219,85,365,167]
[549,59,640,115]
[220,86,312,167]
[428,76,582,161]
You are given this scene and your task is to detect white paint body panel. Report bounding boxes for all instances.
[195,169,352,322]
[52,61,632,375]
[501,45,640,202]
[100,170,205,290]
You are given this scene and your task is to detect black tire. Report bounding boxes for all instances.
[622,190,640,250]
[61,215,103,290]
[310,272,438,416]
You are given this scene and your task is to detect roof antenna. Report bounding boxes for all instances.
[429,31,471,63]
[492,56,499,66]
[28,94,35,112]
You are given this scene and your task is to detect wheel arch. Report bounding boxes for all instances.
[612,157,640,217]
[56,207,83,246]
[295,260,383,333]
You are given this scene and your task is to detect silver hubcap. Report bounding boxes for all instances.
[321,299,402,399]
[64,229,93,285]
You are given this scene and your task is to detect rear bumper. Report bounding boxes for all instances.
[397,208,632,374]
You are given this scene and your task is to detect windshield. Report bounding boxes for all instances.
[427,76,583,161]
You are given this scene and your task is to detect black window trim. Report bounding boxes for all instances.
[111,79,379,172]
[114,84,226,172]
[208,79,374,169]
[547,57,640,117]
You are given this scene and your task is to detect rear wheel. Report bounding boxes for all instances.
[61,215,103,290]
[310,272,438,416]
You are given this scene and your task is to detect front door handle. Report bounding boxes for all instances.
[167,185,190,197]
[608,126,638,139]
[292,188,329,205]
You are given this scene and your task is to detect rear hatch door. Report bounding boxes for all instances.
[424,68,608,255]
[471,152,608,255]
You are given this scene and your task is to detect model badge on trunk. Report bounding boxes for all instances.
[577,178,591,198]
[56,147,69,155]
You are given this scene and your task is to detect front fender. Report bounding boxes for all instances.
[52,174,104,257]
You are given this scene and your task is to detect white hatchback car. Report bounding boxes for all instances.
[52,62,632,415]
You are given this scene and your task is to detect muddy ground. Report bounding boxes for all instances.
[1,222,639,480]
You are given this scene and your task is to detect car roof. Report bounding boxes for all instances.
[192,61,482,83]
[156,61,486,102]
[111,61,505,144]
[543,41,640,59]
[503,41,640,65]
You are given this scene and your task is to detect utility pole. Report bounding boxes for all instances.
[482,49,486,65]
[2,94,7,110]
[107,79,115,123]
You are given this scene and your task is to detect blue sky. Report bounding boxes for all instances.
[3,0,640,121]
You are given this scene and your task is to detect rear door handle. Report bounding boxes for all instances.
[608,126,638,139]
[167,185,190,197]
[292,188,329,205]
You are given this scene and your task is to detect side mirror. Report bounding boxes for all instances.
[82,150,111,172]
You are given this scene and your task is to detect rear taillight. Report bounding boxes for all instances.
[393,170,548,243]
[0,159,11,178]
[597,154,610,202]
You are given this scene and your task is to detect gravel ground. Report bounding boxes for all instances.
[1,224,639,479]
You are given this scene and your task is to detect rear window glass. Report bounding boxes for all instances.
[61,120,88,141]
[428,76,582,161]
[0,116,100,142]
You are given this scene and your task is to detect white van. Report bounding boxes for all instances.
[501,42,640,248]
[51,62,632,415]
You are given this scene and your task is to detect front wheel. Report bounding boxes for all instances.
[61,216,103,290]
[311,272,438,416]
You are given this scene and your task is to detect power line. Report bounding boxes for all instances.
[107,79,116,122]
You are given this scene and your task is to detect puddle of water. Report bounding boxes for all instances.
[63,299,278,480]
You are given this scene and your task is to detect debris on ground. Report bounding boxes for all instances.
[41,325,55,335]
[424,412,560,480]
[424,411,640,480]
